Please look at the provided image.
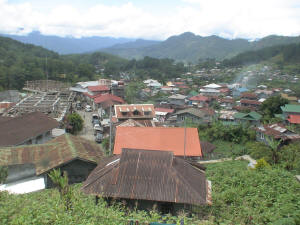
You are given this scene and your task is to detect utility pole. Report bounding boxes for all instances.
[109,105,112,155]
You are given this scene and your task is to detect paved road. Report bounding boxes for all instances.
[77,110,96,141]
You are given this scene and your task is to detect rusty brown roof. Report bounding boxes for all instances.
[0,112,59,147]
[82,148,209,206]
[0,134,104,175]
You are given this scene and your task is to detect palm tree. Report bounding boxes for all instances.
[48,169,72,210]
[265,136,282,164]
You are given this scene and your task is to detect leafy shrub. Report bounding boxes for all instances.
[246,141,273,163]
[255,158,271,170]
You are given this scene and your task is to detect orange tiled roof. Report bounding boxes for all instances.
[113,127,202,157]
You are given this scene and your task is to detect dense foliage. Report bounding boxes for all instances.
[258,95,289,122]
[205,161,300,225]
[222,43,300,73]
[199,122,256,144]
[67,113,84,134]
[1,161,299,224]
[0,184,211,225]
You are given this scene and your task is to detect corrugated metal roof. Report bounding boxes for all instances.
[113,127,202,157]
[82,149,208,206]
[288,115,300,124]
[281,104,300,113]
[0,112,59,147]
[0,134,104,175]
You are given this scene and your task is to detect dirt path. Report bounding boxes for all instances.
[199,155,257,165]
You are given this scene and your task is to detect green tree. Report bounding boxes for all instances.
[266,136,282,164]
[278,141,300,172]
[246,141,273,163]
[67,113,84,134]
[259,96,289,121]
[48,169,72,210]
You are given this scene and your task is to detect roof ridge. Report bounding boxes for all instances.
[65,134,78,158]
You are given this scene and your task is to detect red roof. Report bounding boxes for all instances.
[189,95,209,102]
[155,107,174,113]
[241,92,257,99]
[288,115,300,124]
[113,127,202,157]
[88,85,110,92]
[94,94,124,104]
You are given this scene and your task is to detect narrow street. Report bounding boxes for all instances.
[77,109,96,142]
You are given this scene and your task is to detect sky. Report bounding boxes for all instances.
[1,0,300,40]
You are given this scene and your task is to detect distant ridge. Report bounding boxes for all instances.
[102,32,300,63]
[1,31,135,54]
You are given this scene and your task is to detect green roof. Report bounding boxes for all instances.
[281,104,300,113]
[234,111,262,121]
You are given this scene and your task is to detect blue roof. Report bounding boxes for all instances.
[237,87,249,92]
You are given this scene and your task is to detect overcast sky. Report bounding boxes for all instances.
[1,0,300,40]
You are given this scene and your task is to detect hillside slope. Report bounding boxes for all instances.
[102,32,300,63]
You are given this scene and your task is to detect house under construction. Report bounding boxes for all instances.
[3,80,74,121]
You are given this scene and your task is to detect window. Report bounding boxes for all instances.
[144,111,150,116]
[260,132,264,139]
[133,110,139,116]
[121,112,127,116]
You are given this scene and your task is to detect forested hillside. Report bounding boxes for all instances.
[222,43,300,73]
[102,32,300,63]
[0,36,130,90]
[0,37,186,90]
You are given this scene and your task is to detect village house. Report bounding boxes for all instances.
[281,104,300,125]
[240,99,261,110]
[234,111,262,126]
[0,112,59,147]
[174,107,214,125]
[168,94,187,105]
[93,93,125,115]
[218,110,238,126]
[188,94,210,107]
[154,107,174,122]
[255,123,300,146]
[113,126,203,160]
[254,89,274,99]
[81,149,211,214]
[114,104,155,122]
[87,85,110,96]
[143,79,162,89]
[0,134,104,194]
[219,98,235,109]
[199,83,225,97]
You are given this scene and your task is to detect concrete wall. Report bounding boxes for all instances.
[5,164,36,183]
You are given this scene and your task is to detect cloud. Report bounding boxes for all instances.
[0,0,300,40]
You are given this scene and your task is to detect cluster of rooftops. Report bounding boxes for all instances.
[0,113,210,210]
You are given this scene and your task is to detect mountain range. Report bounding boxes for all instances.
[2,31,300,63]
[1,31,135,54]
[102,32,300,63]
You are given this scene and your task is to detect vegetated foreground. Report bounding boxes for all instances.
[0,161,299,225]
